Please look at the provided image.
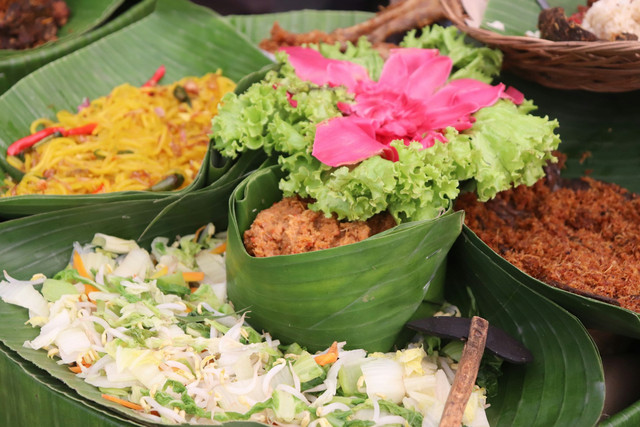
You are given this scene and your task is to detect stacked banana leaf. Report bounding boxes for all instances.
[0,0,159,94]
[0,0,636,425]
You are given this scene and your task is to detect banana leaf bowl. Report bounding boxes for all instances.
[0,0,158,94]
[0,0,273,220]
[450,70,640,424]
[226,165,464,353]
[0,161,605,426]
[451,73,640,341]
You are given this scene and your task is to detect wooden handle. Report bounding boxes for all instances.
[439,316,489,427]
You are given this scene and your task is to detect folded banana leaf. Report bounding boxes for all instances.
[0,0,153,94]
[453,73,640,339]
[0,342,142,426]
[226,166,461,352]
[0,0,272,219]
[0,0,123,58]
[0,152,258,426]
[445,234,605,426]
[0,160,605,426]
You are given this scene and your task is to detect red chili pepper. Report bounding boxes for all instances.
[91,182,105,194]
[6,123,98,156]
[61,123,98,137]
[142,65,166,88]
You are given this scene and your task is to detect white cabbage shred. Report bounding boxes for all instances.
[0,224,490,426]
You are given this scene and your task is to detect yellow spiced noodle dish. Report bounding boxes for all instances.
[2,70,235,196]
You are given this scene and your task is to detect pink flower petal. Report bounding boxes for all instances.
[378,48,439,87]
[419,131,447,149]
[406,55,453,101]
[312,117,386,166]
[282,46,524,167]
[378,49,450,101]
[439,79,505,109]
[279,46,371,92]
[503,86,525,104]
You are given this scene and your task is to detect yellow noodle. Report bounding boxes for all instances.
[2,71,235,196]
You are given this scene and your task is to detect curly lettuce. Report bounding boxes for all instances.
[211,25,561,223]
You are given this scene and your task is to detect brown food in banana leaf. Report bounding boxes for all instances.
[244,196,396,257]
[455,160,640,313]
[259,0,445,53]
[538,7,599,42]
[0,0,70,50]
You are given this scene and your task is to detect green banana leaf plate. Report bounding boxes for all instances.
[0,0,157,94]
[457,72,640,340]
[226,165,463,353]
[0,162,605,426]
[0,148,262,426]
[0,0,272,220]
[0,6,626,427]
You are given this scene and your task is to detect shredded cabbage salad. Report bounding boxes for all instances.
[0,226,490,426]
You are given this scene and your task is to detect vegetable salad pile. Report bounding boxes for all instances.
[0,226,490,426]
[212,26,561,223]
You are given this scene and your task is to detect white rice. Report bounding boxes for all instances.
[582,0,640,40]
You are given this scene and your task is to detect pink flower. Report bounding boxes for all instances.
[280,46,523,167]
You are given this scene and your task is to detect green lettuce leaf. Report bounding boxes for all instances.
[400,25,503,83]
[466,99,561,200]
[212,25,560,223]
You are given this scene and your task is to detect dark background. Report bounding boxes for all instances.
[190,0,389,15]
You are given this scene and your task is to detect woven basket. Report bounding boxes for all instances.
[441,0,640,92]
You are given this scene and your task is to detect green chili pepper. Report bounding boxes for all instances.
[173,85,192,106]
[148,173,184,191]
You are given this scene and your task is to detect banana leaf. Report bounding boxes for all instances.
[452,72,640,340]
[0,0,123,58]
[480,0,584,35]
[1,161,605,426]
[0,152,258,426]
[0,6,622,426]
[0,342,142,426]
[226,166,462,353]
[0,0,152,94]
[0,0,272,219]
[226,9,374,45]
[601,400,640,427]
[445,233,605,426]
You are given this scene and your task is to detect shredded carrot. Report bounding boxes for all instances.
[102,394,144,411]
[84,283,99,294]
[314,341,339,366]
[83,283,99,302]
[69,365,83,373]
[193,224,207,242]
[211,241,227,254]
[73,250,92,280]
[69,361,92,373]
[182,271,205,282]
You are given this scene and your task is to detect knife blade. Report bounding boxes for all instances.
[406,316,533,364]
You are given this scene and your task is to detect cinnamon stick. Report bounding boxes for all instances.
[439,316,489,427]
